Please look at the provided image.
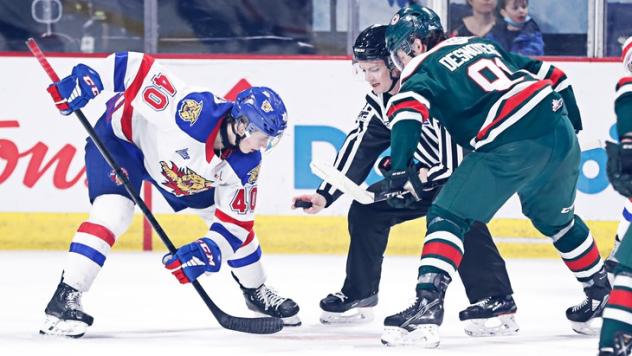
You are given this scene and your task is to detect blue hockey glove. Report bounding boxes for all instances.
[47,64,103,115]
[606,140,632,198]
[162,238,221,284]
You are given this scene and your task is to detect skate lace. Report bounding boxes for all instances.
[66,290,83,311]
[256,285,286,309]
[398,297,421,317]
[332,292,348,302]
[473,297,493,307]
[571,298,589,313]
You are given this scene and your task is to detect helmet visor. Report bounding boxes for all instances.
[389,40,413,71]
[236,116,283,152]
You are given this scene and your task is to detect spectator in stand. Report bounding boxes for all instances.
[486,0,544,56]
[450,0,497,37]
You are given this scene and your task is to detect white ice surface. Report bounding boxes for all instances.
[0,251,602,356]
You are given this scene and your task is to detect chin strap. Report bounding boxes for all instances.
[387,74,399,92]
[219,117,245,150]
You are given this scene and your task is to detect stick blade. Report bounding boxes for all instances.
[217,314,284,334]
[310,161,375,204]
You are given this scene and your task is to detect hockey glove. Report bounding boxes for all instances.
[47,64,103,115]
[163,238,221,284]
[606,140,632,198]
[383,164,426,209]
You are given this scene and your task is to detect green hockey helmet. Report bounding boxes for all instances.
[385,5,444,69]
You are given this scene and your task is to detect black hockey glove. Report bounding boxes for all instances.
[383,164,426,209]
[606,140,632,198]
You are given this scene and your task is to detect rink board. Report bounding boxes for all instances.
[0,54,626,255]
[0,212,617,258]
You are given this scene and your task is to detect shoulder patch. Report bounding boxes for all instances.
[175,92,233,143]
[224,150,262,186]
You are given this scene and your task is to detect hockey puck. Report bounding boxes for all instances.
[294,200,313,208]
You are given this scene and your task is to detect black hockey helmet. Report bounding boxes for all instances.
[353,24,389,61]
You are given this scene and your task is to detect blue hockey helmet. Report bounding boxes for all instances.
[230,86,288,151]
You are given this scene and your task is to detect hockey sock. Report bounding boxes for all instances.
[599,269,632,349]
[552,215,604,285]
[417,206,468,291]
[62,195,134,292]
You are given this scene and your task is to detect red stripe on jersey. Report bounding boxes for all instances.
[609,289,632,309]
[623,41,632,63]
[121,54,155,141]
[564,243,600,271]
[617,77,632,91]
[386,99,429,120]
[477,80,550,141]
[548,67,565,87]
[421,241,463,267]
[205,116,225,163]
[215,209,254,232]
[77,221,115,247]
[241,230,255,247]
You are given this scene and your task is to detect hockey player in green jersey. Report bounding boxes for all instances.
[600,36,632,356]
[379,4,611,347]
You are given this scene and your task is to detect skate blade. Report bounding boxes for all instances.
[463,314,519,337]
[251,311,302,327]
[570,318,602,336]
[381,325,440,348]
[319,308,374,325]
[39,315,88,338]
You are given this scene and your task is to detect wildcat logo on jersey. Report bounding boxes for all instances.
[247,164,260,184]
[160,161,213,196]
[178,99,203,126]
[109,167,129,186]
[261,100,273,113]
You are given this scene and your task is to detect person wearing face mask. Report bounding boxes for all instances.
[486,0,544,56]
[292,24,518,337]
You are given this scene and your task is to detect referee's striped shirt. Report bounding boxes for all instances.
[316,91,463,207]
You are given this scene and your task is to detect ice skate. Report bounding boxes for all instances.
[566,266,611,335]
[319,292,378,325]
[39,281,94,338]
[458,295,519,337]
[380,273,450,347]
[240,283,301,326]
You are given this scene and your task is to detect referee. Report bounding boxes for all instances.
[293,24,517,337]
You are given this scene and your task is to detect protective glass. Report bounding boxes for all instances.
[351,59,386,82]
[389,40,413,71]
[236,116,283,152]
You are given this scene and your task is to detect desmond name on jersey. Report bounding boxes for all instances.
[438,40,502,72]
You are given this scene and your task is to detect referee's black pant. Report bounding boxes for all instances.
[340,195,513,304]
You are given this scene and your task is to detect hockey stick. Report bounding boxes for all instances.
[312,140,606,206]
[310,161,380,204]
[26,38,283,335]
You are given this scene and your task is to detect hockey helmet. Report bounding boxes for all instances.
[385,5,444,70]
[230,87,288,151]
[353,24,390,62]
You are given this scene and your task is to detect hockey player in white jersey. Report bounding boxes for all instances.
[39,52,300,338]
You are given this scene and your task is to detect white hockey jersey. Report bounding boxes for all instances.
[95,52,261,259]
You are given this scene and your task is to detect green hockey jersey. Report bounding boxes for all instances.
[386,37,582,168]
[616,76,632,137]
